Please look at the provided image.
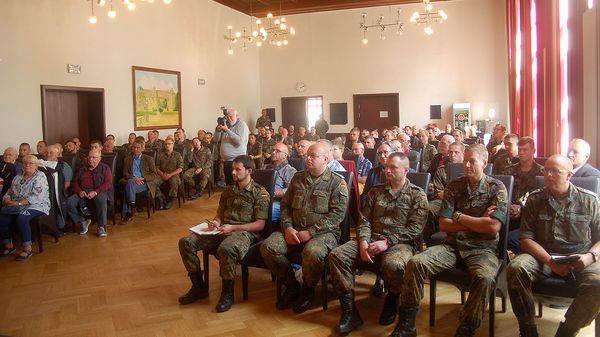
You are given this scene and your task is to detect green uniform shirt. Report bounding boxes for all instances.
[190,146,212,170]
[157,151,183,173]
[217,179,270,224]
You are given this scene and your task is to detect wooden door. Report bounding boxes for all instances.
[353,93,399,132]
[281,96,309,128]
[41,85,105,146]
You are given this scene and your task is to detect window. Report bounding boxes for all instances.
[306,97,323,129]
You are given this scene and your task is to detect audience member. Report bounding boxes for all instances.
[121,141,158,224]
[416,130,438,173]
[90,139,103,153]
[320,140,345,172]
[255,109,272,129]
[315,114,329,140]
[262,128,276,165]
[18,143,31,161]
[291,139,311,160]
[397,133,419,162]
[493,133,519,175]
[183,137,212,200]
[451,129,465,145]
[103,134,116,153]
[155,139,183,210]
[352,142,372,184]
[64,140,77,154]
[215,108,249,185]
[247,134,263,169]
[568,138,600,178]
[487,123,507,163]
[0,147,17,198]
[265,143,297,223]
[122,132,137,152]
[427,134,455,177]
[36,140,48,158]
[364,136,376,150]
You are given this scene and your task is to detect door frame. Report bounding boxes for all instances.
[353,92,399,130]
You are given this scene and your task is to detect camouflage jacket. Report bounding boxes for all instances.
[419,143,438,173]
[358,180,428,249]
[156,151,183,173]
[190,146,212,171]
[505,161,544,205]
[520,184,600,255]
[217,179,270,225]
[492,153,519,175]
[281,168,348,238]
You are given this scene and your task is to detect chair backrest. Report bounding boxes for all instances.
[409,161,420,172]
[407,172,431,192]
[535,176,600,195]
[447,162,493,180]
[142,149,157,162]
[364,148,377,166]
[535,157,548,166]
[251,169,277,238]
[342,153,359,168]
[490,175,514,261]
[288,157,306,171]
[36,166,59,232]
[59,153,77,170]
[335,170,353,244]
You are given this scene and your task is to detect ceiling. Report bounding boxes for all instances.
[213,0,447,17]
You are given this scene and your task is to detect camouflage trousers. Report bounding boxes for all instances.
[260,231,338,287]
[183,168,211,190]
[507,253,600,330]
[156,175,181,199]
[400,244,499,328]
[178,231,260,280]
[329,240,414,294]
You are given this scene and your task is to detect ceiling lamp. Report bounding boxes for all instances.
[409,0,448,35]
[360,7,403,45]
[87,0,171,24]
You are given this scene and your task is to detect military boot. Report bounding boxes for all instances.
[277,280,301,310]
[388,306,418,337]
[554,322,579,337]
[191,185,203,199]
[335,292,363,335]
[178,272,208,305]
[379,292,400,325]
[518,322,539,337]
[454,324,476,337]
[293,285,315,314]
[215,280,234,312]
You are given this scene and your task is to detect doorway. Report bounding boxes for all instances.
[353,93,399,132]
[281,96,323,129]
[41,85,106,147]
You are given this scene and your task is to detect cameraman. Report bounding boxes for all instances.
[215,107,249,185]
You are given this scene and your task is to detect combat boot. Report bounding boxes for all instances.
[191,185,203,199]
[335,292,363,335]
[215,280,234,312]
[178,272,208,304]
[388,306,418,337]
[277,280,301,310]
[554,322,579,337]
[379,292,399,325]
[518,322,539,337]
[454,323,476,337]
[293,285,315,313]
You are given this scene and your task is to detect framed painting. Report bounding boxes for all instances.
[132,66,182,130]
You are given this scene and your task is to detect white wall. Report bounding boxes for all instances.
[0,0,260,149]
[583,7,598,166]
[259,0,508,133]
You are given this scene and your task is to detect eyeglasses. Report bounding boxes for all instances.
[23,162,36,165]
[545,167,571,176]
[88,156,101,159]
[271,149,286,154]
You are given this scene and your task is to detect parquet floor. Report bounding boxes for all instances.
[0,192,594,337]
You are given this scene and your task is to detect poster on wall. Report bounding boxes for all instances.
[132,66,182,130]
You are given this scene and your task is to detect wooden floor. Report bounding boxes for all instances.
[0,192,594,337]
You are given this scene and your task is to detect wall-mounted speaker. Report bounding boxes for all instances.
[430,105,442,119]
[330,103,347,125]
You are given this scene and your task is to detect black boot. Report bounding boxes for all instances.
[293,285,315,313]
[215,280,234,312]
[164,197,173,210]
[388,306,418,337]
[190,185,203,199]
[371,276,385,296]
[454,324,476,337]
[335,292,363,335]
[554,322,579,337]
[178,272,208,305]
[519,322,539,337]
[277,280,301,310]
[379,292,399,325]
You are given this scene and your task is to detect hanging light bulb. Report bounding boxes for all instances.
[283,39,288,45]
[89,0,97,24]
[276,41,282,46]
[362,37,368,44]
[267,13,273,18]
[227,48,234,55]
[98,0,106,6]
[147,0,155,2]
[108,8,117,18]
[163,0,172,4]
[256,41,262,47]
[127,1,136,10]
[424,26,433,35]
[280,23,286,30]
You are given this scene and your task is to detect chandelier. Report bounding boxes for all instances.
[359,7,404,45]
[224,0,296,55]
[409,0,448,35]
[87,0,172,24]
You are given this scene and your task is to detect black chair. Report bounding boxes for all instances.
[30,167,61,253]
[172,147,187,207]
[409,161,420,172]
[275,171,353,310]
[530,176,600,337]
[142,149,157,162]
[201,169,277,299]
[364,148,378,167]
[60,153,77,172]
[100,154,117,225]
[407,172,431,192]
[447,162,494,181]
[342,153,359,168]
[288,158,306,172]
[429,175,514,337]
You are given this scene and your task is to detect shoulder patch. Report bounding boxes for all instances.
[409,183,425,192]
[576,185,598,198]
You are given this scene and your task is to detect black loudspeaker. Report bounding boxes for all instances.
[430,105,442,119]
[266,108,276,123]
[330,103,347,125]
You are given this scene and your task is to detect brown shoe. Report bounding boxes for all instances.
[121,213,133,225]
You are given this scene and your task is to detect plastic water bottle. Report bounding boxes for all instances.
[291,263,303,282]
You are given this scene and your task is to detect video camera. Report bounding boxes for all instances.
[217,106,230,127]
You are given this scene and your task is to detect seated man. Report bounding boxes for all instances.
[568,138,600,178]
[183,137,212,200]
[507,154,600,337]
[493,133,519,175]
[391,144,508,337]
[36,140,48,158]
[265,142,297,223]
[1,147,17,199]
[103,134,116,153]
[121,132,137,152]
[18,142,31,162]
[487,123,507,164]
[67,149,113,238]
[319,139,345,172]
[155,139,183,210]
[329,152,428,334]
[397,133,419,163]
[178,155,269,312]
[260,141,348,313]
[121,141,158,224]
[290,139,311,160]
[352,142,372,184]
[64,140,78,155]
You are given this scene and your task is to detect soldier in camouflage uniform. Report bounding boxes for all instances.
[391,144,508,337]
[329,152,428,335]
[416,129,438,173]
[178,155,270,312]
[155,139,183,210]
[504,137,544,252]
[492,133,519,175]
[262,128,277,166]
[247,134,263,169]
[507,154,600,337]
[487,123,507,164]
[260,141,348,314]
[255,109,272,129]
[314,115,329,140]
[183,137,212,200]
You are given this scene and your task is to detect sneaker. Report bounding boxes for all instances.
[79,219,91,235]
[97,227,108,238]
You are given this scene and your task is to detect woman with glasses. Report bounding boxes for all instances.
[0,155,50,260]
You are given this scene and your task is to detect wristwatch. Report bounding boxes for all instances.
[589,251,599,263]
[17,202,22,206]
[452,211,463,222]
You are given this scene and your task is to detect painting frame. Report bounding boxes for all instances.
[132,66,182,131]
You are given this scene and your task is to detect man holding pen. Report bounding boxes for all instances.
[177,155,270,312]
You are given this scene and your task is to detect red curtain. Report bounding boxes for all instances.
[567,0,586,139]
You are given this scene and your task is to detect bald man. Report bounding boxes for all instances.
[507,154,600,337]
[568,138,600,178]
[1,148,17,199]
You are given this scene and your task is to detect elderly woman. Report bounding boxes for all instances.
[0,155,50,260]
[417,129,438,173]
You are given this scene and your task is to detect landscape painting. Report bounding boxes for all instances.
[132,66,182,130]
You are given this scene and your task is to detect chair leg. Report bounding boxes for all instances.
[146,197,151,219]
[202,251,210,293]
[501,293,507,313]
[595,315,599,337]
[429,278,437,326]
[276,278,282,302]
[37,222,43,253]
[460,290,466,305]
[489,288,496,337]
[537,301,543,318]
[322,258,328,311]
[242,264,249,300]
